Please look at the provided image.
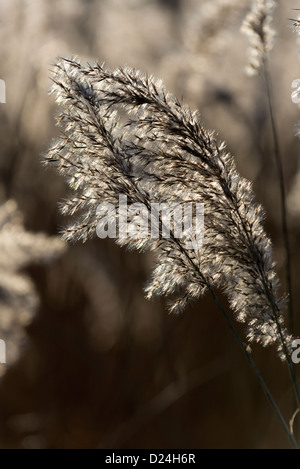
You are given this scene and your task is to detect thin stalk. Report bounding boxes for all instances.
[171,234,298,448]
[232,189,300,409]
[207,284,298,450]
[263,64,294,333]
[262,64,299,441]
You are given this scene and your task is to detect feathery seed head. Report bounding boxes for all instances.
[44,57,293,360]
[241,0,276,75]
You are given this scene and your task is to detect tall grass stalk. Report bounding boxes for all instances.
[44,57,300,447]
[263,64,294,334]
[262,66,300,429]
[242,0,300,439]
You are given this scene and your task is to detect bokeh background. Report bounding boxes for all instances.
[0,0,300,449]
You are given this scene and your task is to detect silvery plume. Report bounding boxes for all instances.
[0,200,66,376]
[241,0,277,75]
[44,57,294,360]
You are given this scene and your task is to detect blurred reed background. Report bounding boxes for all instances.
[0,0,299,449]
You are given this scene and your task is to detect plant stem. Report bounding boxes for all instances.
[172,235,298,448]
[263,64,294,333]
[207,284,298,449]
[262,64,299,441]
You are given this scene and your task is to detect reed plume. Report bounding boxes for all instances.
[0,200,66,375]
[241,0,277,75]
[44,57,294,361]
